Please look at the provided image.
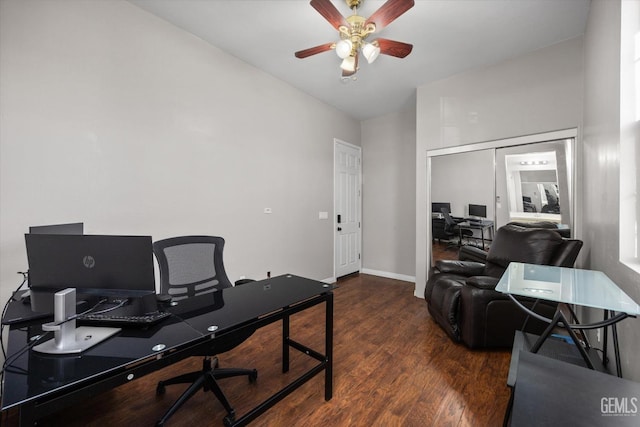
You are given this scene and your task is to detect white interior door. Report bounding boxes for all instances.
[334,140,361,278]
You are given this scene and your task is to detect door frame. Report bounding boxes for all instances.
[333,138,362,281]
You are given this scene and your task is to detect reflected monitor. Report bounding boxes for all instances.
[468,204,487,219]
[432,202,451,214]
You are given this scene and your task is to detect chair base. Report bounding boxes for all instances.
[156,357,257,427]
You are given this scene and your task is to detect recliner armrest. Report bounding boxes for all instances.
[458,245,489,263]
[465,275,499,290]
[435,260,485,276]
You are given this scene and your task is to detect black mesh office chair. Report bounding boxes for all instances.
[153,236,257,427]
[441,208,472,248]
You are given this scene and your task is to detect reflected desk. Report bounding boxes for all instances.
[457,220,494,250]
[496,263,640,377]
[1,275,333,426]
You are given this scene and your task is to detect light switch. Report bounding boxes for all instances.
[264,208,272,214]
[319,211,328,220]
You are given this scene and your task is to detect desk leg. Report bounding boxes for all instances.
[606,310,623,378]
[282,312,290,373]
[530,310,595,370]
[325,292,334,401]
[18,403,36,427]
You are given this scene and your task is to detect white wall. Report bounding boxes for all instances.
[581,0,640,381]
[0,0,361,305]
[361,106,416,281]
[415,37,584,297]
[430,150,495,219]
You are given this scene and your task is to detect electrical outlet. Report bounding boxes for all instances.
[596,329,601,342]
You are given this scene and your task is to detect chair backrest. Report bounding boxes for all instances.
[440,208,456,232]
[153,236,232,301]
[546,238,583,267]
[483,224,582,277]
[507,220,570,237]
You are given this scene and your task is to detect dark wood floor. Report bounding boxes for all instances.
[4,273,511,427]
[432,240,462,263]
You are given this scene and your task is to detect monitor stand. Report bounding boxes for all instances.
[33,288,120,355]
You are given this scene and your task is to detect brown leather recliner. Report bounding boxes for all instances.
[425,224,583,349]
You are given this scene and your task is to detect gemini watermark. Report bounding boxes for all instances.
[601,397,639,417]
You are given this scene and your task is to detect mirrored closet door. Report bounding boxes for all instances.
[428,132,575,270]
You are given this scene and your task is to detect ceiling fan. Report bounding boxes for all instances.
[295,0,415,79]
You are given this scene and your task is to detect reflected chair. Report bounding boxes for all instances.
[441,208,472,249]
[153,236,257,427]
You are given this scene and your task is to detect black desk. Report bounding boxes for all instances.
[432,215,464,241]
[509,351,640,426]
[457,220,494,250]
[1,274,333,426]
[432,217,448,240]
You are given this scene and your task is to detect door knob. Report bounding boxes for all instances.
[337,227,342,231]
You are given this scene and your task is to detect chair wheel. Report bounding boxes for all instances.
[249,369,258,383]
[156,382,166,395]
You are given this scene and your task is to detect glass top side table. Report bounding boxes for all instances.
[496,262,640,315]
[496,262,640,377]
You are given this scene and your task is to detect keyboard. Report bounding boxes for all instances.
[465,219,493,226]
[77,311,171,327]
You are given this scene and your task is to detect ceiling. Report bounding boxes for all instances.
[129,0,591,121]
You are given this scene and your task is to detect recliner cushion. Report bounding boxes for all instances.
[485,225,563,276]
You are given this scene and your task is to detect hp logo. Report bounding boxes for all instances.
[83,255,96,269]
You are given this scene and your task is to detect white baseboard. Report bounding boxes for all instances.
[321,277,336,284]
[360,269,415,284]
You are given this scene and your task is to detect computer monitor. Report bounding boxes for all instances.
[468,204,487,219]
[432,202,451,214]
[29,222,84,235]
[25,234,155,313]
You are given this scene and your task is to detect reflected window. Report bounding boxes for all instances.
[495,138,573,234]
[504,151,561,222]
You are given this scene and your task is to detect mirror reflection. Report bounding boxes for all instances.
[429,136,575,268]
[495,139,573,234]
[505,151,560,217]
[430,149,495,255]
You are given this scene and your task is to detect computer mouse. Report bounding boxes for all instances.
[156,294,172,303]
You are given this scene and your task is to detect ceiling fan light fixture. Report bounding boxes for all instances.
[295,0,415,78]
[340,56,356,72]
[335,39,353,59]
[362,42,381,64]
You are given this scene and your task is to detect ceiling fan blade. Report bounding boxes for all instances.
[310,0,349,30]
[375,38,413,58]
[366,0,415,31]
[295,42,335,58]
